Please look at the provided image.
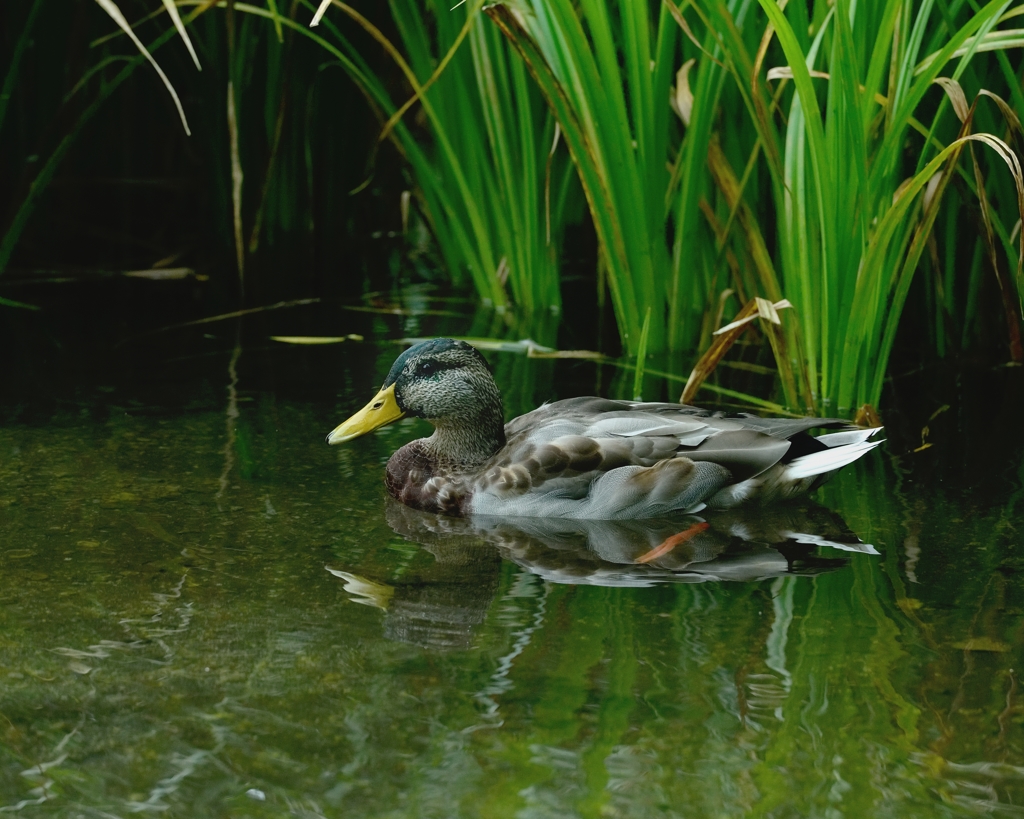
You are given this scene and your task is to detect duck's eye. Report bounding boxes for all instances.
[415,361,440,377]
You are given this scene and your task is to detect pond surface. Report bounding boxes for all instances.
[1,290,1024,818]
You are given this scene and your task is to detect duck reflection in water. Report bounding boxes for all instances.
[327,499,876,648]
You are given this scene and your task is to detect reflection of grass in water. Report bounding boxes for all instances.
[816,459,1024,808]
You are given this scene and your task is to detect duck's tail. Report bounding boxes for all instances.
[784,427,884,480]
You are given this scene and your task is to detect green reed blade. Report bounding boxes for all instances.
[632,307,652,400]
[0,0,44,136]
[265,0,284,42]
[0,295,41,310]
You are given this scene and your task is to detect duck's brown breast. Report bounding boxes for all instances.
[385,441,471,517]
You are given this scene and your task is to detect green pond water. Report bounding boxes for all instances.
[1,293,1024,817]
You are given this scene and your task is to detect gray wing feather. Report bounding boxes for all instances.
[684,430,792,480]
[723,416,851,438]
[477,397,877,519]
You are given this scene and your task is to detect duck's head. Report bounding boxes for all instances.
[326,338,505,450]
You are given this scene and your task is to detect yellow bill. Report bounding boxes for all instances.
[326,383,405,445]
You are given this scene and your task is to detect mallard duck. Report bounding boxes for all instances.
[326,338,882,519]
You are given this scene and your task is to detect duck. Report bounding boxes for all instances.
[326,338,882,519]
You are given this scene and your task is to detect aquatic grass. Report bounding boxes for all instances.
[302,0,580,315]
[6,0,1024,416]
[0,4,195,279]
[485,0,796,360]
[681,0,1024,411]
[160,0,203,70]
[486,1,680,354]
[632,307,652,400]
[664,0,767,356]
[341,0,506,306]
[0,1,275,286]
[681,296,797,406]
[0,0,45,292]
[0,0,44,139]
[6,0,563,301]
[93,0,194,135]
[3,0,502,296]
[485,0,1024,408]
[0,295,41,310]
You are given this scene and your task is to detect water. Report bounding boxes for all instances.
[1,291,1023,817]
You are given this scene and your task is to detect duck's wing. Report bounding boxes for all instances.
[660,408,883,483]
[472,399,881,518]
[508,397,860,439]
[469,403,768,517]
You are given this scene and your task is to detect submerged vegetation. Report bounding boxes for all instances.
[2,0,1024,412]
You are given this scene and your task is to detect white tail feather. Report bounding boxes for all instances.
[784,439,883,480]
[815,427,883,447]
